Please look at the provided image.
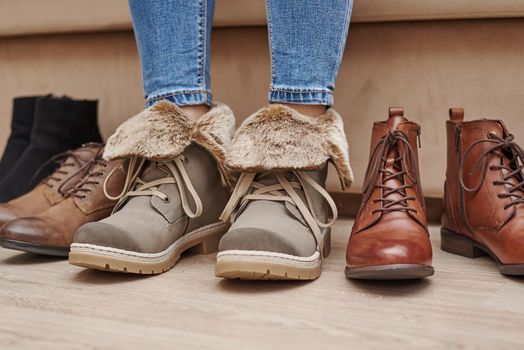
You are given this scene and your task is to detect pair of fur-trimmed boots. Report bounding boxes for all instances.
[69,101,352,280]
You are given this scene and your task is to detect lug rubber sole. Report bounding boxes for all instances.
[0,237,69,257]
[345,264,434,280]
[215,230,331,280]
[441,228,524,276]
[69,222,229,274]
[215,250,322,280]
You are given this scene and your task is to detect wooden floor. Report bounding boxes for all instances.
[1,219,523,349]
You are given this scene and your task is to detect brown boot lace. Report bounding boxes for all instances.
[363,130,422,215]
[103,156,203,218]
[460,133,524,211]
[33,143,103,195]
[68,158,110,199]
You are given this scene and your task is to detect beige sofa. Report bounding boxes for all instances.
[1,0,524,213]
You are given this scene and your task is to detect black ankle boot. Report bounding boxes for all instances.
[0,96,40,180]
[0,96,102,202]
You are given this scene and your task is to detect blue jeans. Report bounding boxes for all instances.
[129,0,353,107]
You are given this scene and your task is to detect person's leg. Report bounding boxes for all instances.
[267,0,353,116]
[70,0,238,274]
[216,1,353,280]
[128,0,215,120]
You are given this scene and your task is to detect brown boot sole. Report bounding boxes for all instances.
[345,264,434,280]
[68,222,229,275]
[215,231,331,281]
[0,237,69,257]
[441,228,524,275]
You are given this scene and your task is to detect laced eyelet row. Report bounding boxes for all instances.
[362,131,422,215]
[461,132,524,211]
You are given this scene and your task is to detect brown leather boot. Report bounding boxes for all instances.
[0,151,125,256]
[442,108,524,275]
[346,107,434,279]
[0,143,103,226]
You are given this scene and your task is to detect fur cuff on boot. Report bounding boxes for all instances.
[103,101,235,186]
[226,104,353,190]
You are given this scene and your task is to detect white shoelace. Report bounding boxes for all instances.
[219,171,338,251]
[103,156,203,218]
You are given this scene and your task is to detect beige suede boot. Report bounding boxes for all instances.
[216,104,353,280]
[69,101,235,274]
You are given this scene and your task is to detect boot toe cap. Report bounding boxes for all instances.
[219,226,316,257]
[0,206,18,227]
[74,222,145,252]
[0,217,61,246]
[346,231,432,268]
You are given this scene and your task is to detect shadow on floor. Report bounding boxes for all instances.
[507,275,524,284]
[71,268,154,285]
[217,279,311,294]
[2,252,65,265]
[347,278,432,297]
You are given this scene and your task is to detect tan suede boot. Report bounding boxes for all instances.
[0,143,103,227]
[0,152,125,256]
[216,104,353,280]
[69,101,235,274]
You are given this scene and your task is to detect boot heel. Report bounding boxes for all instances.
[322,229,332,259]
[441,228,487,258]
[188,232,223,255]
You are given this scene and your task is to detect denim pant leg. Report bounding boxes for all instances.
[266,0,353,106]
[128,0,215,106]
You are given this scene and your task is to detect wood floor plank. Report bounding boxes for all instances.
[0,219,523,349]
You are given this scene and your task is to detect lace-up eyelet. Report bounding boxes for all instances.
[488,130,498,139]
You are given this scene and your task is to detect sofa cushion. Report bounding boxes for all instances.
[1,0,524,38]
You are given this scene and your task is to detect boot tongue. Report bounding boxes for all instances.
[255,173,280,186]
[382,147,404,209]
[386,114,409,131]
[492,119,509,138]
[139,161,167,182]
[250,173,309,226]
[71,144,103,165]
[380,112,410,215]
[46,144,103,192]
[119,160,180,216]
[252,170,328,227]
